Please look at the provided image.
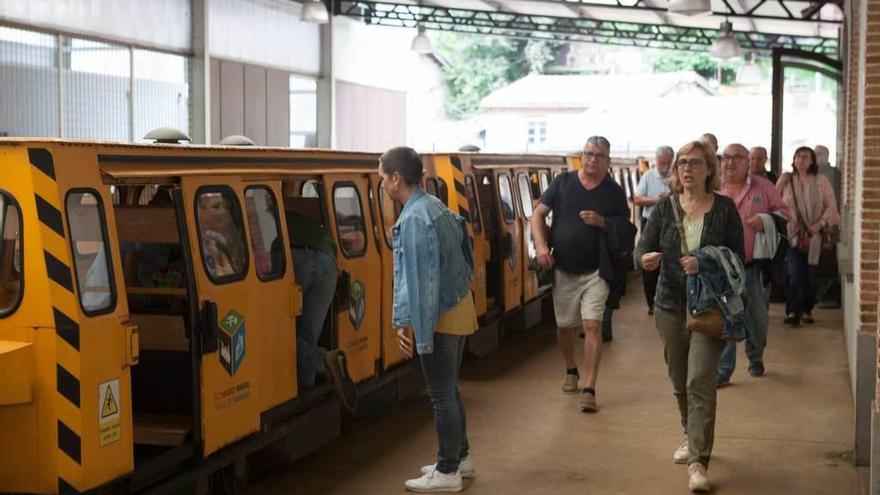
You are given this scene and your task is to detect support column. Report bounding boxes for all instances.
[316,11,335,149]
[191,0,211,144]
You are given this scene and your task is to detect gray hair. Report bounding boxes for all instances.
[655,145,674,158]
[585,135,611,152]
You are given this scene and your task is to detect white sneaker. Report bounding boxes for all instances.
[673,437,689,464]
[562,374,579,394]
[405,468,463,493]
[421,456,475,478]
[687,463,710,493]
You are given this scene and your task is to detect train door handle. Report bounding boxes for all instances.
[335,270,351,311]
[201,300,219,355]
[121,319,139,367]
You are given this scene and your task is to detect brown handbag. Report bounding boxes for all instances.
[670,195,725,339]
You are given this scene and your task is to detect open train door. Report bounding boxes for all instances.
[494,170,523,312]
[369,174,406,371]
[179,176,261,456]
[323,174,382,384]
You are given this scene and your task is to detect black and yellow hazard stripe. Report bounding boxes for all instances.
[29,148,84,493]
[448,156,472,235]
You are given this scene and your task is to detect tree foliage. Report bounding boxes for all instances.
[435,34,559,120]
[649,50,741,85]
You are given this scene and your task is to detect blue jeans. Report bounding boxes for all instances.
[786,246,817,315]
[293,248,338,388]
[419,333,470,474]
[718,265,768,379]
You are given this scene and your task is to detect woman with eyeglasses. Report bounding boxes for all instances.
[634,140,744,493]
[776,146,840,326]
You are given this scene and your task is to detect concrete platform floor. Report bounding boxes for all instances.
[247,287,858,494]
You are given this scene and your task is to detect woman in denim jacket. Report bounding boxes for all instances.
[380,147,477,493]
[634,140,744,493]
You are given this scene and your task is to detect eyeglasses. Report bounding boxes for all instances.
[583,151,608,161]
[675,158,705,169]
[720,155,747,163]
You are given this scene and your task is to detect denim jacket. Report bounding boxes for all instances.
[688,246,750,342]
[392,188,473,354]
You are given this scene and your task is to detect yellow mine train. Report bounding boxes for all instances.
[0,139,641,494]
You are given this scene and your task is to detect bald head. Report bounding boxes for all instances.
[749,146,768,176]
[721,143,749,186]
[815,145,829,166]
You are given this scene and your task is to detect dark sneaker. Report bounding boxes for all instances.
[716,375,731,389]
[802,312,814,324]
[748,363,765,377]
[648,306,655,316]
[324,349,357,412]
[602,332,613,343]
[783,312,800,325]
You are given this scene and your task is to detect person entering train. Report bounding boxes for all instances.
[531,136,631,413]
[380,146,478,493]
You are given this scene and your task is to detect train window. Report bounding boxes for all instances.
[301,180,321,199]
[377,181,401,249]
[539,172,550,193]
[245,187,285,282]
[464,176,482,235]
[66,190,116,315]
[195,188,249,284]
[436,178,449,206]
[498,174,516,224]
[333,184,367,258]
[517,174,534,219]
[425,178,448,205]
[0,192,22,317]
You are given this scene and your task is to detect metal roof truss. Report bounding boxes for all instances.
[334,0,840,57]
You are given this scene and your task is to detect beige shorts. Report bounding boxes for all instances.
[552,269,610,327]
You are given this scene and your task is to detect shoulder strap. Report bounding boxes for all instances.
[669,195,689,256]
[786,175,809,230]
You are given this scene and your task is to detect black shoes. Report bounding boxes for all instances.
[801,312,815,324]
[784,312,801,325]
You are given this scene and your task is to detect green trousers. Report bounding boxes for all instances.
[655,309,726,467]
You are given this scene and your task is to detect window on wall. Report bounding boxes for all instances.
[66,191,115,314]
[333,185,367,257]
[63,38,131,142]
[0,26,189,141]
[0,26,59,137]
[244,187,285,281]
[196,188,249,283]
[527,121,547,145]
[133,49,189,142]
[290,76,317,148]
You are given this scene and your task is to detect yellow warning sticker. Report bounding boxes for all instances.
[98,379,121,447]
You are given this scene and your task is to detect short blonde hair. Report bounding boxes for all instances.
[667,140,720,194]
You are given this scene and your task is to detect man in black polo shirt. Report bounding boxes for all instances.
[531,136,630,413]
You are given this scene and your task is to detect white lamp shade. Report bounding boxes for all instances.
[668,0,712,16]
[302,0,329,24]
[736,60,761,84]
[411,30,433,53]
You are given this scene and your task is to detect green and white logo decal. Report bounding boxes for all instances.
[219,309,246,377]
[349,280,366,329]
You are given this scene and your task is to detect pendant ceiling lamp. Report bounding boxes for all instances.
[710,20,742,60]
[302,0,329,24]
[667,0,712,16]
[411,26,433,53]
